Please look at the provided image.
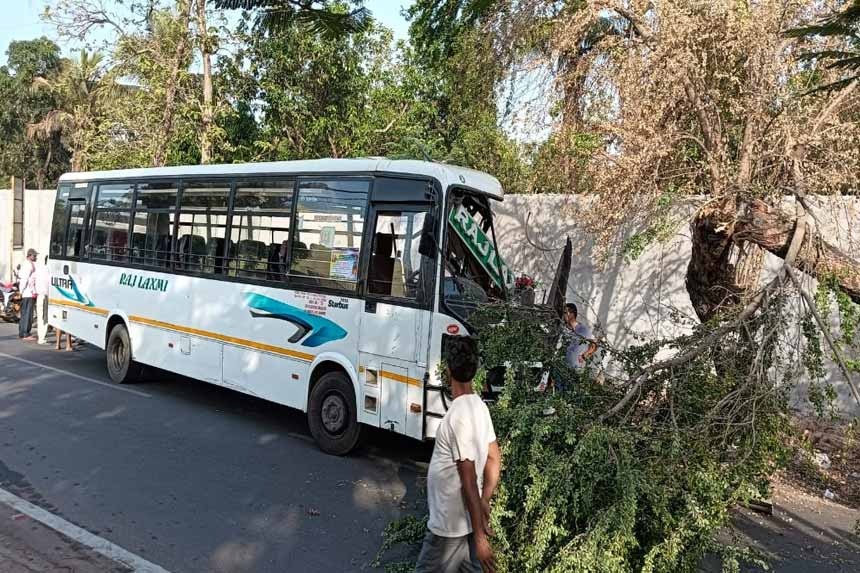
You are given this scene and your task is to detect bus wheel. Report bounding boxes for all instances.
[308,371,361,455]
[106,323,144,384]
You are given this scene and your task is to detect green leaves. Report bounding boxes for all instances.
[785,0,860,93]
[213,0,372,38]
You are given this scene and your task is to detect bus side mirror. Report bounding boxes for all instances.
[418,214,436,258]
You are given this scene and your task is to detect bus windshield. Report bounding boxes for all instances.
[443,189,512,322]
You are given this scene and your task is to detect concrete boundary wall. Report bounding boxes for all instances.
[493,194,860,417]
[0,188,55,281]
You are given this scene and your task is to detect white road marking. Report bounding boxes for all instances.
[0,353,151,398]
[0,486,172,573]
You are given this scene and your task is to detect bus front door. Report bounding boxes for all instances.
[358,205,434,440]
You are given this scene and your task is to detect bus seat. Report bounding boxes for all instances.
[391,258,405,297]
[204,238,226,274]
[236,239,268,279]
[293,243,332,277]
[108,230,129,261]
[131,233,146,264]
[369,233,395,295]
[179,234,206,271]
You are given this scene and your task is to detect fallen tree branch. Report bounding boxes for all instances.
[603,202,811,422]
[786,265,860,408]
[734,199,860,304]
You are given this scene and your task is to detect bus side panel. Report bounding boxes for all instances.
[222,347,306,408]
[209,282,361,412]
[48,261,109,349]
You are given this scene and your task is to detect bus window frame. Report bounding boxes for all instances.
[89,182,136,262]
[287,176,373,296]
[438,184,507,330]
[52,171,445,306]
[361,200,439,312]
[61,182,95,261]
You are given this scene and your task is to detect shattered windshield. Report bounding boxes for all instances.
[443,189,512,322]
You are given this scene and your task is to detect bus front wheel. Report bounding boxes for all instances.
[106,323,144,384]
[308,371,361,455]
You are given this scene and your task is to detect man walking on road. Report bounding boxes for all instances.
[17,248,38,341]
[416,336,501,573]
[35,256,51,345]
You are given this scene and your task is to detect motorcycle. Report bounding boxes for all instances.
[1,266,22,323]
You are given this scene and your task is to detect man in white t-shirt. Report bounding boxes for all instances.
[416,336,501,572]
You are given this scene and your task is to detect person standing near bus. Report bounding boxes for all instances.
[34,256,51,345]
[416,336,501,573]
[17,248,38,341]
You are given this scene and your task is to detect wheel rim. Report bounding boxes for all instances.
[321,393,348,435]
[109,336,126,373]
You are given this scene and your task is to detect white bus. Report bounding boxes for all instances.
[47,159,513,454]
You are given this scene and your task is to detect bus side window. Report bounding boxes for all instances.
[133,181,178,269]
[229,179,294,284]
[367,209,434,305]
[91,183,134,262]
[177,180,230,274]
[49,185,71,257]
[65,202,88,258]
[290,179,368,292]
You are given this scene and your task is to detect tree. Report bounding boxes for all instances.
[218,12,446,161]
[153,0,194,166]
[787,0,860,93]
[196,0,215,163]
[213,0,372,36]
[0,38,68,187]
[553,1,859,316]
[27,50,114,172]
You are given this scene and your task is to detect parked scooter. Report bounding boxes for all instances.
[1,265,22,323]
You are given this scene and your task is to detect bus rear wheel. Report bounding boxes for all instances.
[308,371,361,455]
[106,323,144,384]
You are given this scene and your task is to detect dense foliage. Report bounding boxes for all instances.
[376,302,796,572]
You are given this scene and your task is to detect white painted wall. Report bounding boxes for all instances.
[0,188,55,281]
[493,194,860,417]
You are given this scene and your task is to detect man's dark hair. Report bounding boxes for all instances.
[565,303,578,318]
[445,335,479,383]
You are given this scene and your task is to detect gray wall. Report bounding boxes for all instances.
[0,188,55,281]
[493,194,860,417]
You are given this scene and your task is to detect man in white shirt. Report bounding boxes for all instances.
[34,256,51,344]
[17,248,38,341]
[416,336,501,572]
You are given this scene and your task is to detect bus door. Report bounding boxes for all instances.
[358,182,436,439]
[49,183,94,333]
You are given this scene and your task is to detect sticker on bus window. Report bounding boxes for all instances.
[330,248,359,281]
[319,226,336,248]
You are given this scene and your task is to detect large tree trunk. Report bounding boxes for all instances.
[686,197,745,323]
[153,0,192,167]
[196,0,213,164]
[735,199,860,304]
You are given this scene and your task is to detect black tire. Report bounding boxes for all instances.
[307,371,362,455]
[106,323,144,384]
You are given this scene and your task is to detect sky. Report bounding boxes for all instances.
[0,0,412,65]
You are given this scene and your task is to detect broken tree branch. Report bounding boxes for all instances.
[734,199,860,304]
[786,265,860,408]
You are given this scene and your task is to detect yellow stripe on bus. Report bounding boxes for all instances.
[50,298,422,383]
[379,370,422,387]
[128,315,315,363]
[49,298,109,316]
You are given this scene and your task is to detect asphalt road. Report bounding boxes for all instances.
[0,322,431,572]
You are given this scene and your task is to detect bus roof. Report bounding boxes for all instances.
[58,158,504,200]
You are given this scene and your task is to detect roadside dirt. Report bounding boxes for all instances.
[0,503,130,573]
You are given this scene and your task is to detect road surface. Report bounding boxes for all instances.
[0,323,430,572]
